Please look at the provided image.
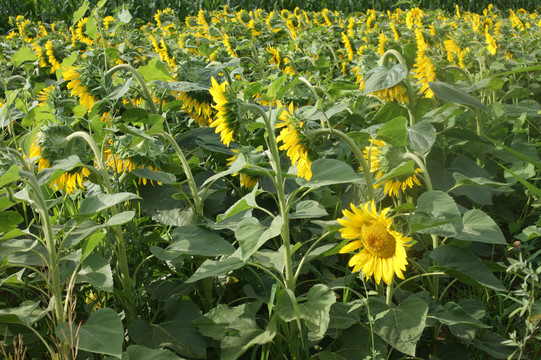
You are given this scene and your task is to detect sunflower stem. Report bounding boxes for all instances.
[105,64,158,115]
[306,128,374,201]
[241,103,300,360]
[378,49,416,126]
[386,282,394,306]
[156,131,202,220]
[66,131,137,323]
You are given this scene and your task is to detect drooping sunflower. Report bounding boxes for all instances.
[276,102,313,180]
[63,66,96,111]
[338,200,410,285]
[36,85,55,107]
[341,32,354,61]
[45,40,62,73]
[267,46,281,66]
[364,139,423,197]
[176,91,215,126]
[227,149,260,189]
[209,77,239,147]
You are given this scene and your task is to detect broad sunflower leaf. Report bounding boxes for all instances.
[376,116,408,146]
[429,81,490,113]
[453,209,506,245]
[429,245,505,291]
[362,64,408,94]
[76,254,114,292]
[409,191,463,236]
[79,192,141,215]
[56,308,123,358]
[124,345,185,360]
[298,159,362,188]
[0,165,20,188]
[10,47,37,66]
[186,256,245,283]
[137,58,172,82]
[235,216,283,260]
[369,297,428,356]
[0,300,46,326]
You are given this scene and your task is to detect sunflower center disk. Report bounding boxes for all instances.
[360,222,396,258]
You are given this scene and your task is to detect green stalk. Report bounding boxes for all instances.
[241,103,300,359]
[66,131,136,322]
[105,64,158,115]
[156,132,202,220]
[306,128,375,201]
[378,49,416,126]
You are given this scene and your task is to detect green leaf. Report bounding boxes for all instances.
[452,173,508,187]
[0,301,46,326]
[429,81,490,113]
[0,165,20,188]
[81,232,106,261]
[10,47,37,66]
[79,193,141,215]
[276,284,336,341]
[362,64,408,94]
[165,225,235,257]
[429,245,505,291]
[236,216,283,260]
[454,209,506,245]
[319,324,387,360]
[105,211,135,226]
[430,302,490,328]
[138,58,172,82]
[376,116,408,147]
[289,200,328,219]
[124,345,185,360]
[298,159,361,188]
[473,331,518,359]
[186,256,244,283]
[118,9,133,23]
[152,80,209,92]
[85,16,97,40]
[57,308,123,358]
[265,73,288,101]
[131,168,176,184]
[76,254,114,292]
[373,160,415,186]
[221,317,276,360]
[500,163,541,199]
[407,121,436,155]
[217,187,261,221]
[0,211,23,232]
[73,1,89,25]
[409,191,463,236]
[370,297,428,356]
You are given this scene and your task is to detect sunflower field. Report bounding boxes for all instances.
[1,1,541,359]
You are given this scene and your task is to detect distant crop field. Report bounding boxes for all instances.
[1,2,540,359]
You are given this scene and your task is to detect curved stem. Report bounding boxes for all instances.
[105,64,158,114]
[293,231,330,282]
[65,131,136,322]
[403,152,432,191]
[156,132,202,220]
[306,128,374,201]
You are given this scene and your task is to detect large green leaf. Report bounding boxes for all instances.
[138,57,173,82]
[155,225,235,259]
[124,345,185,360]
[289,200,328,219]
[362,64,408,94]
[370,297,428,356]
[236,216,283,260]
[131,168,177,184]
[221,317,276,360]
[376,116,408,147]
[0,301,46,326]
[0,165,19,188]
[407,121,436,155]
[217,187,262,221]
[298,159,361,188]
[318,324,387,360]
[0,211,23,232]
[79,193,141,215]
[429,245,505,291]
[429,81,490,113]
[186,256,245,283]
[10,47,37,66]
[129,301,207,360]
[454,209,506,244]
[409,191,463,236]
[276,284,336,341]
[57,308,123,358]
[430,301,490,328]
[76,254,114,292]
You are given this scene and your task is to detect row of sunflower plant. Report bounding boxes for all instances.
[0,1,540,359]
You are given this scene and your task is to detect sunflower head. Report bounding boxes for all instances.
[364,139,423,197]
[33,124,90,163]
[276,103,314,180]
[226,147,264,189]
[338,200,411,285]
[209,77,241,147]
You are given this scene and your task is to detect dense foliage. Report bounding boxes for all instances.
[1,2,541,359]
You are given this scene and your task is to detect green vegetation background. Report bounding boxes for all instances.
[1,0,539,33]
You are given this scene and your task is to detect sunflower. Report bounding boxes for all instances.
[36,85,55,107]
[50,167,91,194]
[176,91,215,126]
[341,32,354,61]
[209,77,239,147]
[276,102,313,180]
[45,40,61,73]
[267,46,281,66]
[485,30,498,55]
[364,139,422,197]
[227,150,260,189]
[63,66,96,111]
[103,148,162,186]
[338,200,410,285]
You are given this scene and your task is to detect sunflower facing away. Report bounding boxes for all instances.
[364,139,422,197]
[338,200,410,285]
[209,77,239,147]
[227,150,260,189]
[276,102,313,180]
